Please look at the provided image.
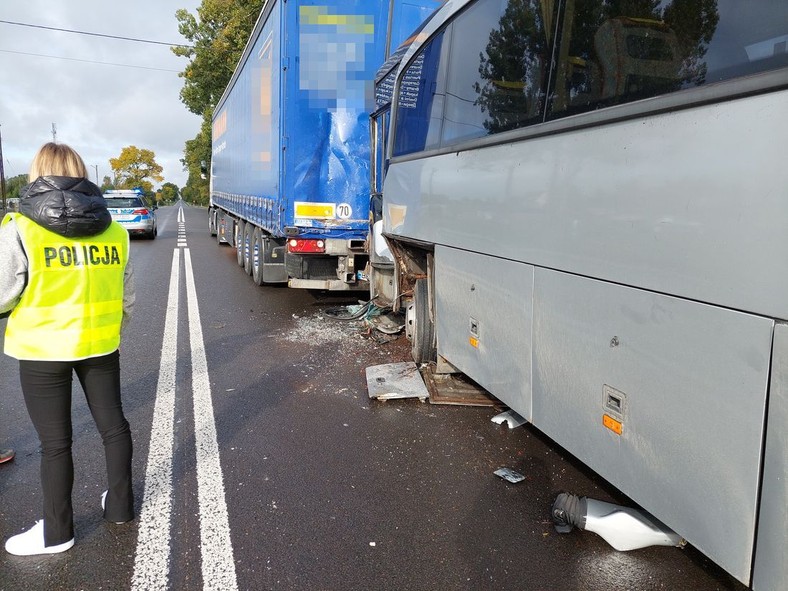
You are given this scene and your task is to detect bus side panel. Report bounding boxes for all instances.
[434,245,533,418]
[383,90,788,321]
[752,322,788,591]
[531,269,771,585]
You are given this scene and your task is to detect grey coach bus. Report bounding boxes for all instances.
[369,0,788,588]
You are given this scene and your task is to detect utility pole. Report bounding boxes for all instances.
[92,164,99,185]
[0,125,6,211]
[51,123,57,142]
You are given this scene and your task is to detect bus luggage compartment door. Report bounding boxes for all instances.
[531,268,771,585]
[753,322,788,591]
[433,245,534,419]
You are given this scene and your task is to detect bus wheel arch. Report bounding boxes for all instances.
[408,276,436,364]
[392,241,436,364]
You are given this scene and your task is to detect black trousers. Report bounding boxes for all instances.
[19,350,133,546]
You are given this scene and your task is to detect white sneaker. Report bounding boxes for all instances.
[5,520,74,556]
[101,490,128,525]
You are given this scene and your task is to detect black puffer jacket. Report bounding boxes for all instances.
[19,176,111,238]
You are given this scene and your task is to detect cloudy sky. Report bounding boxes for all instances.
[1,0,204,189]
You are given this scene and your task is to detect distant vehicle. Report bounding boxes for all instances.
[4,197,20,213]
[103,190,157,239]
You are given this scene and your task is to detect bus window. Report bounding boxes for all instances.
[549,0,788,118]
[443,0,553,143]
[393,30,447,156]
[393,0,556,156]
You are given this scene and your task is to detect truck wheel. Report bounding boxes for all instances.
[209,209,217,236]
[216,215,225,244]
[236,220,245,267]
[252,227,264,285]
[243,223,255,275]
[410,278,436,364]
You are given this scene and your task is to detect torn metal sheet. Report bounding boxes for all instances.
[491,409,527,429]
[366,362,429,401]
[420,364,497,407]
[366,312,405,335]
[494,468,526,484]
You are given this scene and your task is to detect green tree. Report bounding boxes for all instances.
[157,182,180,204]
[100,175,115,193]
[173,0,265,117]
[109,146,164,194]
[180,114,212,206]
[5,174,29,199]
[173,0,264,205]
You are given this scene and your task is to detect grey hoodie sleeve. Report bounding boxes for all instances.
[0,220,28,313]
[122,258,136,333]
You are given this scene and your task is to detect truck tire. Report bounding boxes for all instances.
[217,215,225,245]
[243,223,255,275]
[236,220,245,267]
[252,227,264,285]
[209,209,217,236]
[410,278,436,364]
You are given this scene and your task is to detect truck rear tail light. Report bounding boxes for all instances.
[288,238,325,253]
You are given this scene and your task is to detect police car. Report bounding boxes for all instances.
[103,190,157,239]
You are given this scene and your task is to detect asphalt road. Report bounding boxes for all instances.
[0,204,747,591]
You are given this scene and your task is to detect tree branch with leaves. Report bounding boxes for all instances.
[109,146,164,194]
[172,0,264,204]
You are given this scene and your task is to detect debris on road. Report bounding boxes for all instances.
[420,364,497,407]
[494,468,526,484]
[551,493,686,551]
[491,409,527,428]
[366,361,429,401]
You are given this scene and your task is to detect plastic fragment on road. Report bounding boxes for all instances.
[491,409,527,428]
[494,468,526,483]
[366,362,429,401]
[551,493,686,551]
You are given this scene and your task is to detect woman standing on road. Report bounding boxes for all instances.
[0,142,135,555]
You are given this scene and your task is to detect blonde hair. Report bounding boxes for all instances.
[29,142,88,180]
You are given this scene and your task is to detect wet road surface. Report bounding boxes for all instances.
[0,205,747,590]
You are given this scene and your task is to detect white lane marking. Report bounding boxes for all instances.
[131,248,180,591]
[184,248,239,591]
[178,212,187,247]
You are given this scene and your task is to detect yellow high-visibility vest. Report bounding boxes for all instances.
[2,213,129,361]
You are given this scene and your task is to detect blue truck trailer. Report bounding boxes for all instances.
[209,0,440,290]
